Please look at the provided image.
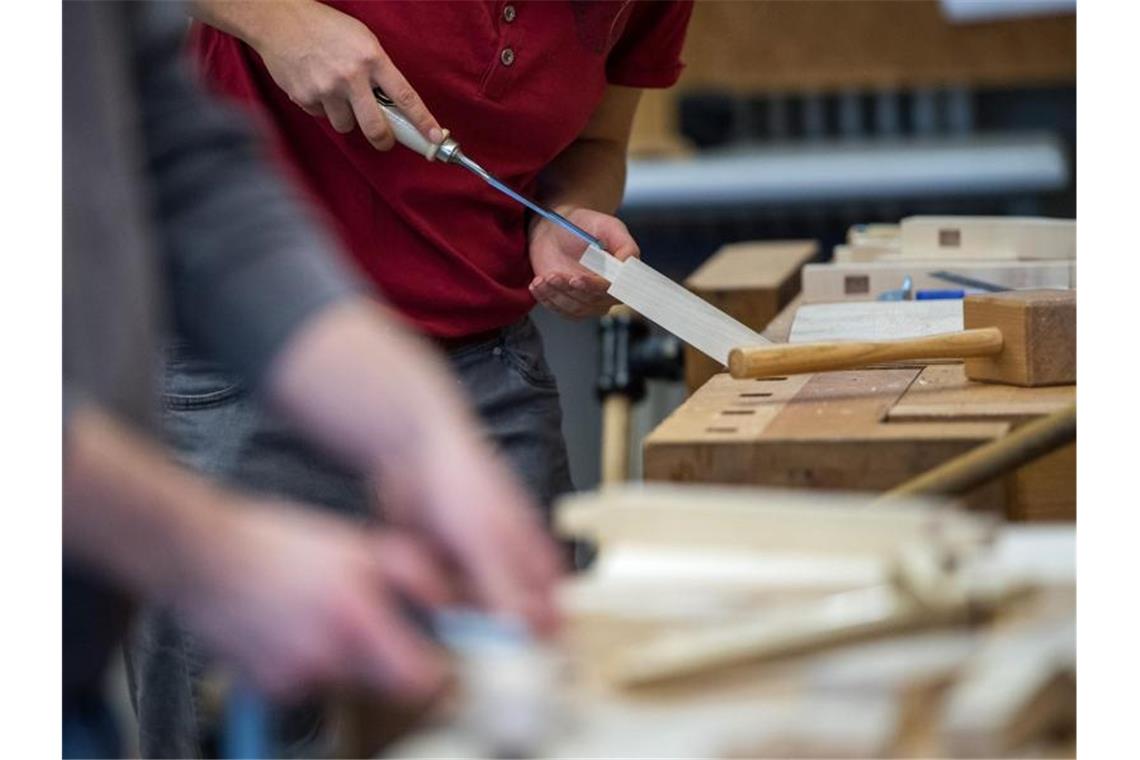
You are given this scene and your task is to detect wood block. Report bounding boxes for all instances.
[899,217,1075,261]
[801,260,1076,304]
[963,290,1076,386]
[683,240,817,391]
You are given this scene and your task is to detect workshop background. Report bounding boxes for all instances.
[539,0,1076,490]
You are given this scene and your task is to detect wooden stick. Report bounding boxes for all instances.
[880,404,1076,500]
[600,394,632,486]
[611,585,937,686]
[728,327,1003,379]
[610,570,1024,688]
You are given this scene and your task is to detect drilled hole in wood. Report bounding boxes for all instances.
[722,409,756,416]
[739,392,773,398]
[755,377,787,382]
[706,426,738,433]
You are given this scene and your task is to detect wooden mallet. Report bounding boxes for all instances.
[728,290,1075,387]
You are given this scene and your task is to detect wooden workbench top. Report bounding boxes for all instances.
[644,363,1074,518]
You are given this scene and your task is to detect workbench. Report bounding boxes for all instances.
[644,299,1075,520]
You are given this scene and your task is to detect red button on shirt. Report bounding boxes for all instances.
[189,0,694,338]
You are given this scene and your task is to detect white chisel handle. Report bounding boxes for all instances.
[372,87,446,161]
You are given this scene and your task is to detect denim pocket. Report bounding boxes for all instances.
[163,348,244,410]
[500,319,559,390]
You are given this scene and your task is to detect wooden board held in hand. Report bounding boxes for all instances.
[581,245,768,365]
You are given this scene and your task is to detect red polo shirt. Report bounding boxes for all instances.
[188,0,693,337]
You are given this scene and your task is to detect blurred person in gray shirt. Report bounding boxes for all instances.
[63,3,560,756]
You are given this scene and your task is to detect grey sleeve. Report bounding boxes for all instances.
[129,3,365,385]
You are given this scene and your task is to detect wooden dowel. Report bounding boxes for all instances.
[880,404,1076,500]
[600,394,632,486]
[728,327,1004,379]
[600,305,635,486]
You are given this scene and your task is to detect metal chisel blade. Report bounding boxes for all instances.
[454,154,604,250]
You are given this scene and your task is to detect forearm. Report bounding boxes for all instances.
[536,137,628,217]
[265,297,483,480]
[535,85,642,217]
[190,0,311,49]
[62,406,231,604]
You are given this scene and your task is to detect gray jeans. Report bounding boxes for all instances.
[126,316,573,758]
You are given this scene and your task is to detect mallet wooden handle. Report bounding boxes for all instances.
[728,327,1004,379]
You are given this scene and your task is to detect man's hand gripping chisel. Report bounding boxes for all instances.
[373,88,604,250]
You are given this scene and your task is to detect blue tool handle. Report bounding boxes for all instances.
[915,289,966,300]
[222,682,272,759]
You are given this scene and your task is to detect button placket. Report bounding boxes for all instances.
[479,0,521,99]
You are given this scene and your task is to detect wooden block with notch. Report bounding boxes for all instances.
[683,240,817,391]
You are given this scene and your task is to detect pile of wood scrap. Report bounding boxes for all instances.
[387,486,1075,758]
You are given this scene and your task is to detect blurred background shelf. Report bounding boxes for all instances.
[624,134,1068,212]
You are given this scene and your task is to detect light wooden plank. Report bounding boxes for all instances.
[789,300,963,343]
[899,216,1075,260]
[580,245,769,364]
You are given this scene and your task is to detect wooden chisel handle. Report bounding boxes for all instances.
[728,327,1004,379]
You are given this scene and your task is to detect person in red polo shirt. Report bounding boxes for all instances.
[128,1,693,754]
